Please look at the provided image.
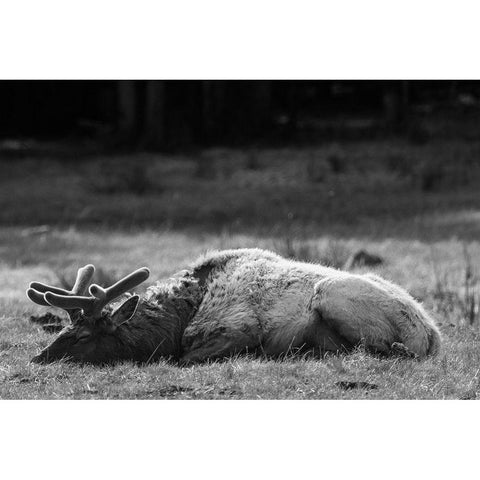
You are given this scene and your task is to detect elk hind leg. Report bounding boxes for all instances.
[310,277,398,355]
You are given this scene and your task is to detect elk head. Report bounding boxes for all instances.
[27,264,150,364]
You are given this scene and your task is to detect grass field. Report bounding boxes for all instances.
[1,139,480,399]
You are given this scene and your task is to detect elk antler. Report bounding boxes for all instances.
[29,267,150,318]
[27,264,96,308]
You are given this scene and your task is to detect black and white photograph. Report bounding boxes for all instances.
[3,79,479,400]
[1,1,480,478]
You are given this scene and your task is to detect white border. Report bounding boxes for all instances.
[0,400,477,479]
[1,1,479,477]
[1,0,480,78]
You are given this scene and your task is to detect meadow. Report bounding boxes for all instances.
[1,138,480,399]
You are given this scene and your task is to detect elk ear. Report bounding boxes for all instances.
[111,295,140,326]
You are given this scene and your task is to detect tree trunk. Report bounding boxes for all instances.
[117,81,137,141]
[201,80,227,142]
[142,81,166,149]
[249,80,272,136]
[383,81,409,131]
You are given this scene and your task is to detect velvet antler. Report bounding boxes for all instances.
[27,264,95,308]
[28,266,150,318]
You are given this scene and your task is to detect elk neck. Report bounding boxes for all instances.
[112,275,205,362]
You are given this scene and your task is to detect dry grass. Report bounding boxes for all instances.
[1,227,480,399]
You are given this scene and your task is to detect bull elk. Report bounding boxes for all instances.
[26,248,441,364]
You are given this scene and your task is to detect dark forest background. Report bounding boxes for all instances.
[2,81,480,150]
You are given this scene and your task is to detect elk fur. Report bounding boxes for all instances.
[31,248,442,364]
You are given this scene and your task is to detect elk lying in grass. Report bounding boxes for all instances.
[26,248,441,365]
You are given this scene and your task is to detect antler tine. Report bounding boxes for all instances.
[71,264,95,295]
[88,267,150,315]
[26,287,51,307]
[27,282,77,308]
[28,264,94,297]
[44,292,95,314]
[105,267,150,302]
[26,265,149,319]
[29,282,71,296]
[26,264,96,316]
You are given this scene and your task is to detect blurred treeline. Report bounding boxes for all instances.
[1,80,480,149]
